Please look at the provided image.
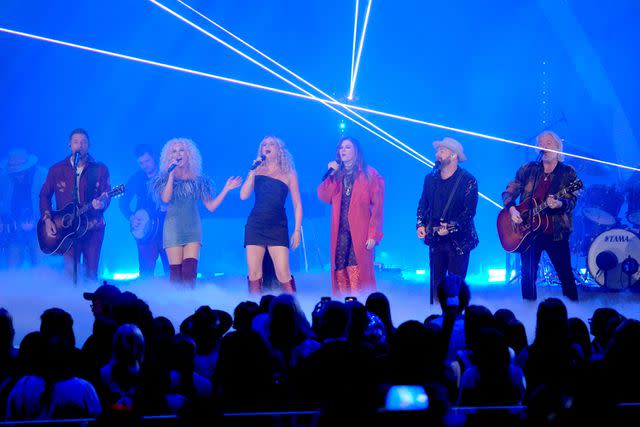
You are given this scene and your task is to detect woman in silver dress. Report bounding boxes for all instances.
[152,138,241,286]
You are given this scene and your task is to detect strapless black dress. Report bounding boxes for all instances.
[244,175,290,247]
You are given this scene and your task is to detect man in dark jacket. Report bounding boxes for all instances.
[416,137,479,304]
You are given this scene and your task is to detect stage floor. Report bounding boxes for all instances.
[2,267,639,348]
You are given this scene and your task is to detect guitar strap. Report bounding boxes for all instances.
[85,163,98,206]
[424,172,463,246]
[440,172,463,223]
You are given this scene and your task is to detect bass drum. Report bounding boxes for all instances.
[587,228,640,289]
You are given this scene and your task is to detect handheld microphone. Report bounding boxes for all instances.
[168,158,182,174]
[73,151,80,168]
[536,150,545,162]
[250,154,267,170]
[321,161,341,182]
[321,168,334,182]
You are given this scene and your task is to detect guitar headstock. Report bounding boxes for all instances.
[563,179,583,196]
[108,184,125,198]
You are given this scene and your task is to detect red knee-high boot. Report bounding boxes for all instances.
[279,275,297,293]
[169,264,182,283]
[248,277,263,294]
[181,258,198,288]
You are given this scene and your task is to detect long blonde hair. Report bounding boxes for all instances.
[159,137,202,178]
[256,136,295,174]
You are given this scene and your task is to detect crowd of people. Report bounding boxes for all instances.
[1,277,639,425]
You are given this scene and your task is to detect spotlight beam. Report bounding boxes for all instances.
[0,26,505,209]
[152,1,640,174]
[1,27,635,211]
[1,28,434,171]
[147,2,441,176]
[350,0,360,93]
[170,3,566,213]
[348,0,373,100]
[1,27,636,175]
[171,0,434,169]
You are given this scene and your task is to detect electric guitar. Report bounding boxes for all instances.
[423,222,459,246]
[497,179,583,252]
[37,184,125,255]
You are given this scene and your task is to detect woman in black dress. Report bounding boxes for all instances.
[240,136,302,294]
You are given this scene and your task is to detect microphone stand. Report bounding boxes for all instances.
[72,154,80,286]
[429,161,441,305]
[526,153,544,298]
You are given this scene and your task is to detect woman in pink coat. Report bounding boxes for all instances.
[317,137,384,295]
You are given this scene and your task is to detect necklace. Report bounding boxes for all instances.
[543,172,552,181]
[343,173,353,196]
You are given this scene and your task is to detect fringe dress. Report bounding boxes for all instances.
[150,175,214,248]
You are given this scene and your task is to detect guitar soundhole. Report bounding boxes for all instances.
[62,214,73,228]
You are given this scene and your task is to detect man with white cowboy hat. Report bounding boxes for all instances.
[416,137,479,304]
[0,148,48,268]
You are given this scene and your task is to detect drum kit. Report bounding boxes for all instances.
[570,181,640,290]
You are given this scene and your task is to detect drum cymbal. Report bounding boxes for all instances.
[572,161,610,176]
[564,146,611,176]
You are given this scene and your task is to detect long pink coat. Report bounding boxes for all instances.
[317,166,385,295]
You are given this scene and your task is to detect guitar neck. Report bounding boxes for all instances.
[77,203,93,216]
[431,223,457,232]
[75,190,118,216]
[533,188,568,216]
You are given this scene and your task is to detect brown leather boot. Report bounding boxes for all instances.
[280,275,297,293]
[248,277,263,294]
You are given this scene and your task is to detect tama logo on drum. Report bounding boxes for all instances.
[604,235,632,243]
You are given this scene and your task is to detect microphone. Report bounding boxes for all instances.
[321,168,334,182]
[536,150,545,162]
[432,160,441,176]
[73,151,80,168]
[250,154,267,171]
[168,158,182,174]
[321,161,341,182]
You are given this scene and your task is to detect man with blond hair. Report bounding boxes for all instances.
[502,131,580,301]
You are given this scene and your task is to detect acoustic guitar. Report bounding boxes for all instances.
[497,179,582,252]
[37,184,125,255]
